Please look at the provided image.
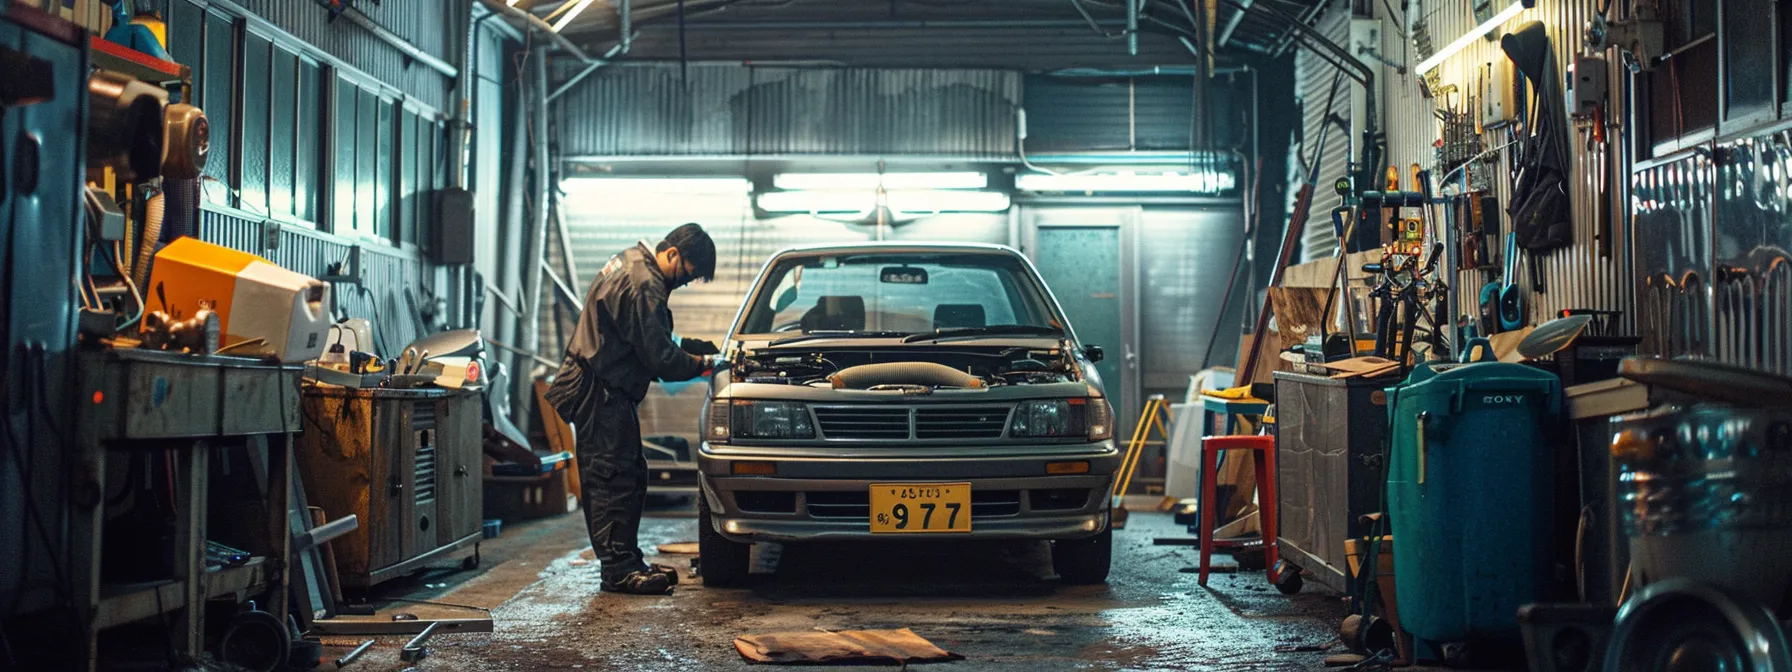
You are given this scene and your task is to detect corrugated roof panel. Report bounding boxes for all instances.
[558,63,1020,158]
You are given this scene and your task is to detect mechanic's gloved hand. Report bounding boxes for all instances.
[700,355,729,377]
[678,337,720,356]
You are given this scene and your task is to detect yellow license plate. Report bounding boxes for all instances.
[869,483,972,533]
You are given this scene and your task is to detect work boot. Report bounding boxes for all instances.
[601,569,674,595]
[650,563,680,586]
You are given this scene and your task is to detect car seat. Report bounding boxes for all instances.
[800,296,866,332]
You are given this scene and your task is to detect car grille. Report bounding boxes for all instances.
[914,406,1010,440]
[811,405,1014,441]
[813,407,911,440]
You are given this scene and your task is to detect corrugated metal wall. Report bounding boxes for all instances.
[1295,3,1351,263]
[219,0,457,110]
[1371,0,1632,334]
[1138,208,1247,392]
[203,208,441,354]
[557,64,1021,159]
[1022,75,1240,152]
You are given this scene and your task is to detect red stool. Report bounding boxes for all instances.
[1198,434,1280,587]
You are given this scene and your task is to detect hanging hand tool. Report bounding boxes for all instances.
[1499,233,1526,330]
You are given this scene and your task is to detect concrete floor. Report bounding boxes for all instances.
[326,505,1353,671]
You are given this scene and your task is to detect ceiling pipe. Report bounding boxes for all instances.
[1215,0,1250,48]
[475,0,594,62]
[546,43,625,102]
[1126,0,1139,54]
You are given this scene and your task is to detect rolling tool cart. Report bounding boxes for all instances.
[295,386,485,589]
[1272,370,1391,596]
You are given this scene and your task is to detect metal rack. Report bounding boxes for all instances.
[66,347,301,671]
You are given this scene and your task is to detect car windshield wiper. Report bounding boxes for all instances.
[768,330,912,346]
[901,325,1064,343]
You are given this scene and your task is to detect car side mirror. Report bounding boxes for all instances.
[1083,345,1104,363]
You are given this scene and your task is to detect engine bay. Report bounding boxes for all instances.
[729,344,1082,389]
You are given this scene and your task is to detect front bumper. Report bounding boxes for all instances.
[697,440,1120,544]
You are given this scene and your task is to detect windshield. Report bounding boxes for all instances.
[737,252,1062,337]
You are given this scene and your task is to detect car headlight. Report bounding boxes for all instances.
[729,400,815,440]
[1010,398,1112,440]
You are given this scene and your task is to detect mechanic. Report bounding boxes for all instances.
[545,223,722,595]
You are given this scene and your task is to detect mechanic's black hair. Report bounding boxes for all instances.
[657,223,716,282]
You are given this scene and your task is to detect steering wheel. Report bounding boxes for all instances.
[773,321,803,332]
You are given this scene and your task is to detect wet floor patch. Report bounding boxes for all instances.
[352,508,1350,671]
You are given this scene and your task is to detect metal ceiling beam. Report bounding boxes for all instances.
[1267,1,1326,58]
[475,0,594,61]
[1215,0,1250,48]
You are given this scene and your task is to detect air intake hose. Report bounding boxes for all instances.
[133,191,164,290]
[829,362,984,390]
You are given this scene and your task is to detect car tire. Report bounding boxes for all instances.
[1052,527,1112,585]
[698,496,751,588]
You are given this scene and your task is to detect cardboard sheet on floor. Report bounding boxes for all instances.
[734,628,961,665]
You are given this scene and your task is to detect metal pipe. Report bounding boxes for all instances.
[1216,0,1251,48]
[1126,0,1139,54]
[495,98,528,347]
[475,0,594,62]
[547,44,625,102]
[515,48,553,435]
[620,0,633,54]
[340,8,458,78]
[1268,0,1327,58]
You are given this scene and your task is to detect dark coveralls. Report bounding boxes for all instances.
[544,243,705,581]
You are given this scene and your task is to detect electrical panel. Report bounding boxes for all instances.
[1480,58,1524,129]
[430,187,476,266]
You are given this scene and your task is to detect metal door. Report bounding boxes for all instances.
[1024,209,1140,436]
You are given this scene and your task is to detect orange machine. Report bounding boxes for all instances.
[145,237,331,362]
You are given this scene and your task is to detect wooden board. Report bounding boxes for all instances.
[1268,287,1332,356]
[535,379,581,498]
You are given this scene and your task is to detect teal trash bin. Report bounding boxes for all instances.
[1386,340,1562,658]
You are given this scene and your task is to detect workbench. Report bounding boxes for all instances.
[66,347,301,671]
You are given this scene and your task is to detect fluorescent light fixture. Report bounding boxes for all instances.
[755,190,873,214]
[885,189,1010,213]
[771,172,988,190]
[551,0,596,32]
[756,189,1010,215]
[1416,0,1528,74]
[1015,171,1236,194]
[562,177,752,195]
[561,177,752,212]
